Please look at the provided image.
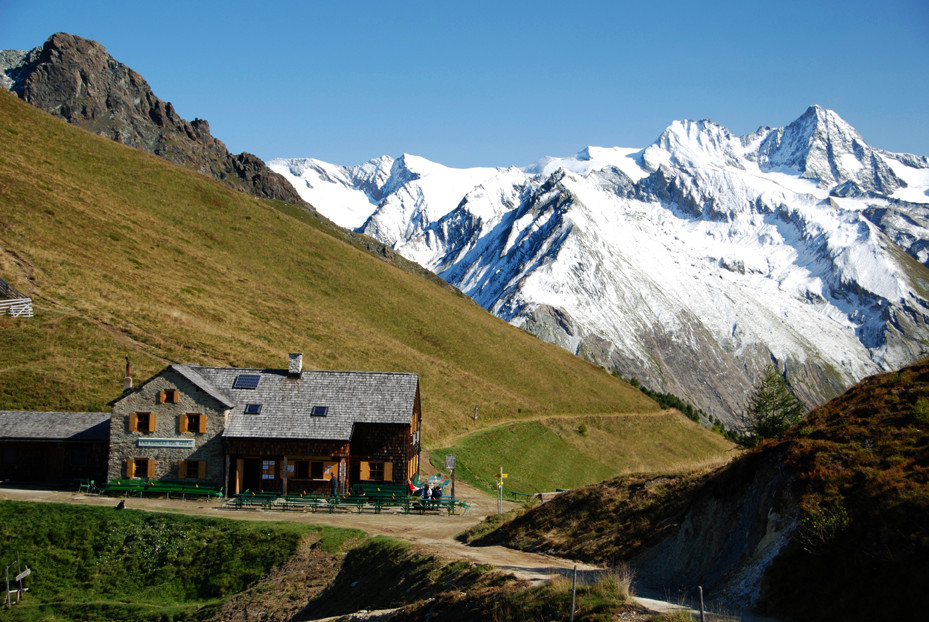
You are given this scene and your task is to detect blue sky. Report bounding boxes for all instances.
[2,1,927,168]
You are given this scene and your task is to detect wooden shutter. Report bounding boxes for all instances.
[156,390,165,404]
[148,413,157,433]
[198,414,207,434]
[178,460,187,479]
[359,461,370,481]
[178,414,188,434]
[167,389,179,403]
[383,462,393,482]
[126,458,135,478]
[145,458,155,478]
[128,413,138,432]
[197,461,207,479]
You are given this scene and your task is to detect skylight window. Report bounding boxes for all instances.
[233,374,261,389]
[311,406,328,417]
[244,404,262,414]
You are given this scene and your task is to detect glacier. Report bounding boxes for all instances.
[270,106,929,424]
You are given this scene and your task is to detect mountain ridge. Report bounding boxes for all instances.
[0,33,306,207]
[271,105,929,424]
[0,88,660,444]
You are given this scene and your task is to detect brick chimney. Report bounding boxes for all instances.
[288,353,303,378]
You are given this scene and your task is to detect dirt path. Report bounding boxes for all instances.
[0,481,597,585]
[0,483,688,617]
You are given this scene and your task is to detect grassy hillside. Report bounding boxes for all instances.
[0,89,661,445]
[1,500,644,622]
[465,361,929,620]
[433,413,735,495]
[0,500,362,621]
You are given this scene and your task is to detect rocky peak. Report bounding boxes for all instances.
[1,33,307,207]
[752,104,905,195]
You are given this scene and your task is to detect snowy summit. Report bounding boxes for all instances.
[270,106,929,423]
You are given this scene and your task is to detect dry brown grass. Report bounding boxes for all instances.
[0,90,659,443]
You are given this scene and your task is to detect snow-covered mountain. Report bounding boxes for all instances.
[269,106,929,424]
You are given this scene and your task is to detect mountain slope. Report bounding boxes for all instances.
[271,107,929,424]
[0,89,658,444]
[470,359,929,619]
[0,33,305,207]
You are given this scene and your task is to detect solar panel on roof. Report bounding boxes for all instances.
[233,374,261,389]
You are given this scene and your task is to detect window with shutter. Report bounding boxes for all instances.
[133,412,153,433]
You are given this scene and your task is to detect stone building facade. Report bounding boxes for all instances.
[105,354,422,495]
[108,365,230,486]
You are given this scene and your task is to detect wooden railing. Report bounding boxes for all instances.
[0,277,32,318]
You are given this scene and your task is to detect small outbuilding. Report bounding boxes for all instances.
[0,411,110,484]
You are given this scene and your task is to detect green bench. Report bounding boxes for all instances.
[509,490,535,501]
[351,483,413,498]
[101,479,148,497]
[326,495,369,513]
[144,482,223,500]
[226,491,280,509]
[100,480,223,500]
[368,497,414,514]
[408,497,470,516]
[278,494,330,512]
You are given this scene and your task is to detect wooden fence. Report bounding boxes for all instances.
[0,277,32,318]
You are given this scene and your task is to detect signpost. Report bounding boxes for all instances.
[445,454,457,499]
[494,466,507,514]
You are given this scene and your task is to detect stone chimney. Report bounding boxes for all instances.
[123,356,132,391]
[288,353,303,378]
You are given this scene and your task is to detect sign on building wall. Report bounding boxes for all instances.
[137,438,195,449]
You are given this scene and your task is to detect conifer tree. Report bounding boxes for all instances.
[738,365,806,445]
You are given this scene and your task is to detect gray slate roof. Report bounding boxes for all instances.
[170,364,235,408]
[185,366,419,441]
[0,411,110,441]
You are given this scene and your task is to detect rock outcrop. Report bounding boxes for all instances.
[1,33,307,207]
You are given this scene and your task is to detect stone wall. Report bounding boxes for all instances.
[107,368,227,486]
